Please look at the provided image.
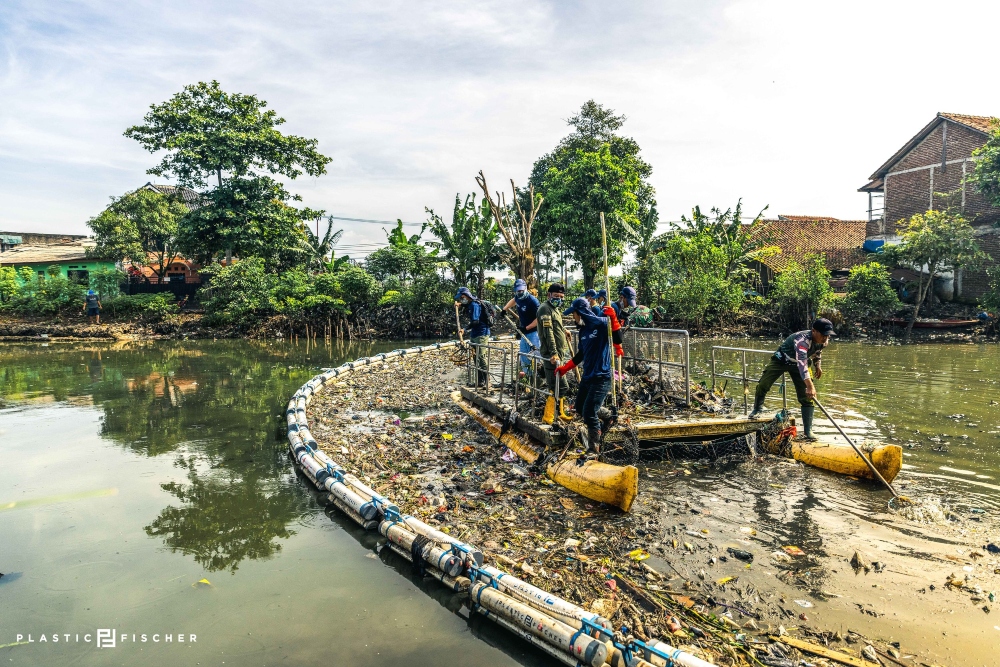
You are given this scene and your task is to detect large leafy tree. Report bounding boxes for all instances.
[427,193,502,296]
[530,101,654,288]
[175,176,319,270]
[87,188,189,281]
[365,220,438,284]
[125,81,330,265]
[540,144,644,288]
[885,209,985,340]
[303,217,345,273]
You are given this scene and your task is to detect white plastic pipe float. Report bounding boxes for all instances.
[473,608,577,667]
[473,565,612,632]
[470,582,608,667]
[630,639,718,667]
[379,520,465,578]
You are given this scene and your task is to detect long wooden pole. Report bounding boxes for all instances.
[814,398,898,497]
[455,302,464,343]
[600,213,616,408]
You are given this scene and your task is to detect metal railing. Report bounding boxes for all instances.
[620,327,690,406]
[710,346,787,414]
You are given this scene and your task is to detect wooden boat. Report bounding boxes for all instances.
[451,391,639,512]
[769,437,902,483]
[888,317,980,329]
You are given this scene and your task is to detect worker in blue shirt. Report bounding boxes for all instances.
[455,286,491,386]
[555,298,613,454]
[503,279,540,375]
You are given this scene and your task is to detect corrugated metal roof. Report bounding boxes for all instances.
[0,241,104,265]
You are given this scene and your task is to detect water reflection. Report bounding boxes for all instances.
[0,339,395,575]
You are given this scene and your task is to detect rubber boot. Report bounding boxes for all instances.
[747,402,764,420]
[795,404,817,441]
[587,428,601,456]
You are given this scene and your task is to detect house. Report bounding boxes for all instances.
[754,215,867,291]
[133,257,202,285]
[0,234,115,283]
[859,112,1000,299]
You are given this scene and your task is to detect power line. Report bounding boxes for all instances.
[328,215,424,227]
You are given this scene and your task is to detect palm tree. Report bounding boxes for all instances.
[303,217,345,272]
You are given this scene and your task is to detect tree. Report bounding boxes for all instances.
[969,117,1000,207]
[886,209,985,340]
[476,173,541,291]
[676,200,776,285]
[841,261,900,326]
[647,230,743,333]
[303,217,344,273]
[539,144,644,288]
[87,188,189,282]
[770,255,834,331]
[364,220,437,284]
[530,101,655,288]
[630,204,660,304]
[175,176,319,270]
[427,193,502,296]
[125,81,330,265]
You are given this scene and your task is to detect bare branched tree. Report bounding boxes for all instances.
[475,170,542,291]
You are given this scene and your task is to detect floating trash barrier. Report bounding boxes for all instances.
[286,339,717,666]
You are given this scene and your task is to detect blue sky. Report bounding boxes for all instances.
[2,0,999,257]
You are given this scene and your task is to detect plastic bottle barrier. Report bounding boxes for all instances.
[286,339,716,666]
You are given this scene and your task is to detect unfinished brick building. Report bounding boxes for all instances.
[859,112,1000,299]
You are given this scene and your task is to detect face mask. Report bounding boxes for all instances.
[515,290,527,299]
[549,297,563,307]
[460,297,470,305]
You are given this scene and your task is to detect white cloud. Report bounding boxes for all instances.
[1,0,999,255]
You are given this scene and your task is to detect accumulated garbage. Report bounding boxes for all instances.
[285,341,939,667]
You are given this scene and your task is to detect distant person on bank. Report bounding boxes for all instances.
[748,318,836,441]
[84,290,102,324]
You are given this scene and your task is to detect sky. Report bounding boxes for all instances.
[2,0,1000,258]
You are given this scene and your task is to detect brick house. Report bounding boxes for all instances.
[859,112,1000,299]
[754,215,867,292]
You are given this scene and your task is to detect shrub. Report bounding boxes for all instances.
[103,293,179,320]
[200,258,273,328]
[89,267,126,298]
[770,255,833,330]
[0,265,86,315]
[841,262,900,324]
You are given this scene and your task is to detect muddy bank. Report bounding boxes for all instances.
[304,347,999,667]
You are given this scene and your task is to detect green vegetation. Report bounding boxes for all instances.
[841,262,900,326]
[8,89,994,338]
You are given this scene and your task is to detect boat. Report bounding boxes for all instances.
[452,390,639,512]
[888,317,980,329]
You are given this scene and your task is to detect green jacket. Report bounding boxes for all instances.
[537,300,570,360]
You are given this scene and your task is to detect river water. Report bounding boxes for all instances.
[0,338,997,666]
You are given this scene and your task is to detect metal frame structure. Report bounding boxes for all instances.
[709,345,787,414]
[620,327,690,406]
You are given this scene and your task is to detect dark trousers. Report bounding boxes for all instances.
[754,357,812,407]
[576,376,612,436]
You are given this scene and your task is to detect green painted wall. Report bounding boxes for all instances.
[10,260,118,285]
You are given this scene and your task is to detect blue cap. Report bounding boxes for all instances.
[563,297,593,317]
[513,279,527,292]
[454,287,474,301]
[583,289,598,299]
[596,289,608,301]
[619,286,637,307]
[87,289,95,295]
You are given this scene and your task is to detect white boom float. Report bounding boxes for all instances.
[286,340,716,667]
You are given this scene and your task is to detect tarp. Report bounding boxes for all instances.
[862,239,885,253]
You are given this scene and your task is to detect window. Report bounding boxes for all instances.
[67,270,90,284]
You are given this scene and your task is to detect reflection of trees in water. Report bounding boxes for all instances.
[145,464,310,573]
[1,339,382,573]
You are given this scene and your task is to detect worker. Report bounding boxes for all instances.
[503,278,540,375]
[611,286,637,321]
[748,318,836,441]
[455,287,491,386]
[537,283,570,396]
[84,289,102,324]
[555,298,613,454]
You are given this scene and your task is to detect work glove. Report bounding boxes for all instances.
[555,360,576,376]
[614,343,623,357]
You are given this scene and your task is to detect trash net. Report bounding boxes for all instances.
[636,411,795,463]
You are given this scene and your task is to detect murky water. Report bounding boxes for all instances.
[0,340,543,667]
[694,338,1000,519]
[1,338,997,666]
